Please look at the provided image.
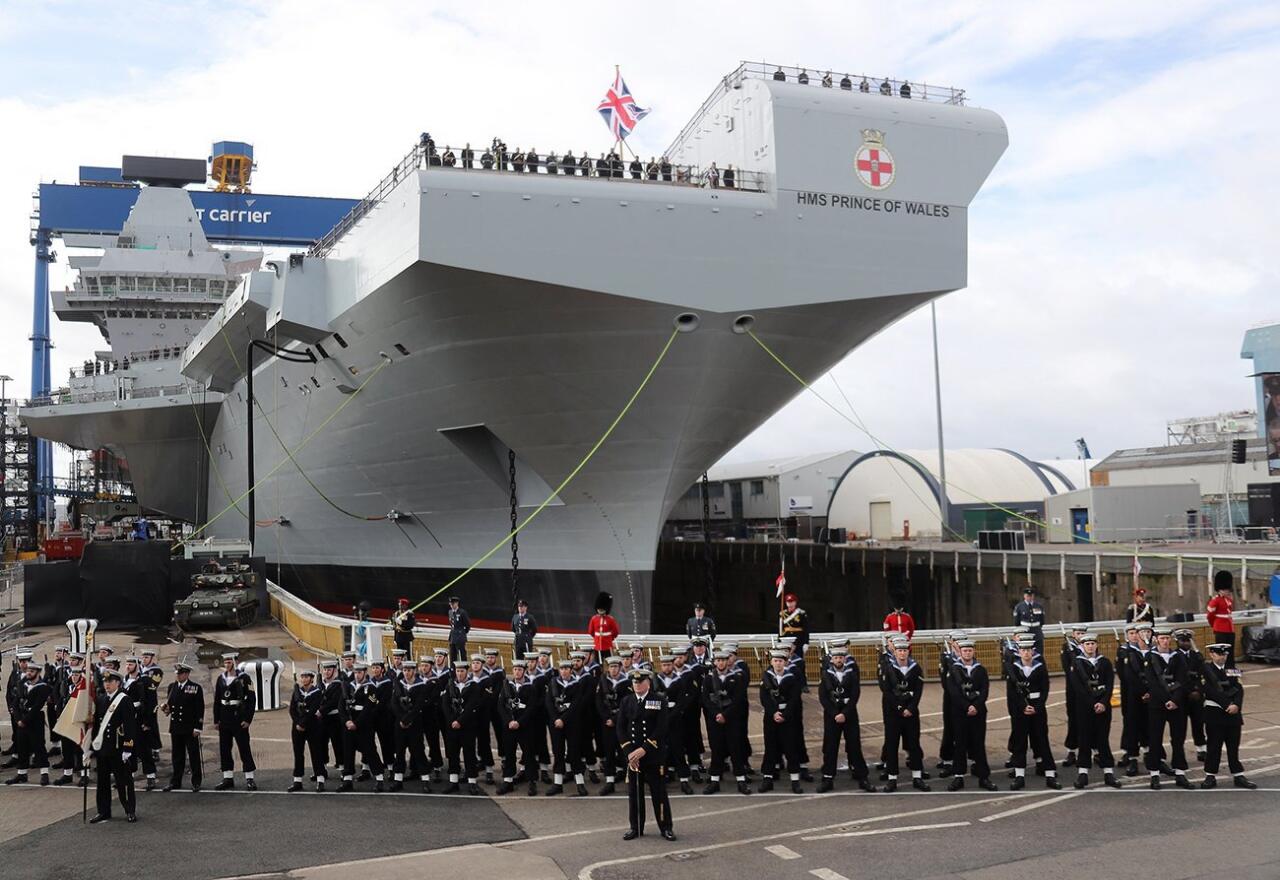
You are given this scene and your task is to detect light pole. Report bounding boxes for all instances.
[930,302,950,540]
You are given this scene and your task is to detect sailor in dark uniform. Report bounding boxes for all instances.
[686,603,717,642]
[512,599,537,658]
[339,650,357,683]
[759,649,804,793]
[318,659,344,769]
[161,661,205,792]
[461,143,474,169]
[448,596,471,662]
[936,630,963,777]
[1121,623,1153,774]
[389,658,430,792]
[561,150,576,174]
[773,66,786,81]
[45,646,68,763]
[880,78,892,95]
[1008,635,1061,790]
[121,656,159,789]
[1012,587,1046,654]
[880,635,930,791]
[944,638,998,791]
[1071,633,1122,788]
[595,656,630,795]
[1200,642,1255,789]
[497,658,541,795]
[701,649,749,794]
[545,658,589,796]
[817,646,873,792]
[660,156,672,182]
[4,658,50,786]
[722,643,754,775]
[213,652,257,790]
[369,660,396,777]
[88,669,137,823]
[618,667,676,841]
[338,662,385,792]
[442,660,484,794]
[392,598,416,656]
[441,146,456,167]
[578,151,592,176]
[629,157,643,179]
[1175,628,1207,759]
[420,654,447,780]
[595,153,609,178]
[1144,626,1192,789]
[840,74,852,90]
[287,669,328,792]
[480,148,494,170]
[52,656,87,785]
[545,150,558,174]
[1060,624,1086,767]
[481,648,507,783]
[645,157,659,180]
[797,68,810,85]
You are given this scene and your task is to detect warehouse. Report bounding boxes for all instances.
[825,448,1075,541]
[1043,483,1205,543]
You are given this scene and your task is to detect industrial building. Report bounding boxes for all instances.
[825,448,1075,541]
[665,450,860,539]
[1090,437,1277,531]
[1043,483,1204,543]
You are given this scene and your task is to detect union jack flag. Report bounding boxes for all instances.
[597,69,649,140]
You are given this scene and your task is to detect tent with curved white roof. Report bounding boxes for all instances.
[826,448,1075,540]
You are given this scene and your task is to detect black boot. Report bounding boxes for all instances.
[790,780,804,794]
[288,781,303,793]
[4,775,26,786]
[948,776,964,792]
[859,779,877,793]
[527,781,538,796]
[1010,777,1025,791]
[545,783,563,796]
[737,779,752,795]
[144,778,156,791]
[89,814,110,824]
[912,778,931,792]
[1074,775,1088,790]
[338,780,354,792]
[357,769,372,782]
[1234,775,1257,790]
[374,780,385,793]
[882,779,898,793]
[1149,776,1161,790]
[485,769,495,785]
[389,780,404,792]
[689,767,702,783]
[54,775,71,786]
[623,829,640,841]
[1125,759,1139,777]
[1045,776,1062,790]
[575,783,589,796]
[680,780,693,795]
[589,769,600,784]
[245,779,258,791]
[419,780,429,793]
[816,778,833,793]
[978,778,998,792]
[758,777,773,793]
[1175,775,1194,790]
[799,768,814,783]
[600,782,616,795]
[214,779,234,791]
[495,782,512,795]
[443,782,459,793]
[540,769,551,784]
[1159,762,1175,778]
[1105,773,1122,789]
[467,782,481,795]
[316,781,326,792]
[1200,775,1217,789]
[1062,752,1076,767]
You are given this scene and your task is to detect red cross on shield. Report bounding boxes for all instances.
[855,143,896,190]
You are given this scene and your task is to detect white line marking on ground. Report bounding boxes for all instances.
[979,790,1086,822]
[765,844,802,860]
[802,820,970,840]
[576,795,1006,880]
[810,869,851,880]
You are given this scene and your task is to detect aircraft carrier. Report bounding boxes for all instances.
[24,62,1007,632]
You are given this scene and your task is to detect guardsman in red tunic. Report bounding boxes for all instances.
[588,592,620,660]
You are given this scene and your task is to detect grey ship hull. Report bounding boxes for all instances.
[206,263,933,631]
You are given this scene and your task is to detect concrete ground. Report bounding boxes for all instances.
[3,598,1279,880]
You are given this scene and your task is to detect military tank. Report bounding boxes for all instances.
[173,559,260,629]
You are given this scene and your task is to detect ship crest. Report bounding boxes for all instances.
[855,129,896,191]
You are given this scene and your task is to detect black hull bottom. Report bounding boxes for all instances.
[273,561,654,634]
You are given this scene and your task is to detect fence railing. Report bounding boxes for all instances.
[308,138,767,259]
[666,60,967,159]
[25,381,208,408]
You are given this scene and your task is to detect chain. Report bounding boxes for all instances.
[701,471,715,602]
[509,449,520,601]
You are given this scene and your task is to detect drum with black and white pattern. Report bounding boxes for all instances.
[239,660,285,711]
[65,618,98,655]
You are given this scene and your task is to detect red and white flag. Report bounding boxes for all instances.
[1132,555,1142,585]
[775,559,787,598]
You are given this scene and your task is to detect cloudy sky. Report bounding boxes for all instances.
[1,0,1277,476]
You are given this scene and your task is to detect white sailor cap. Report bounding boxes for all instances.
[1079,633,1098,644]
[713,650,731,660]
[1136,622,1154,632]
[101,669,124,682]
[140,647,157,656]
[675,644,692,655]
[778,636,796,646]
[297,669,316,678]
[956,638,975,649]
[569,651,589,660]
[722,643,739,654]
[391,649,408,657]
[54,644,70,652]
[1207,643,1232,654]
[125,656,140,664]
[690,636,708,646]
[97,645,114,654]
[537,648,552,656]
[221,651,239,661]
[67,652,85,662]
[433,647,449,656]
[483,647,500,656]
[417,657,433,665]
[368,659,385,667]
[341,651,357,659]
[828,646,849,657]
[469,653,485,662]
[353,661,369,671]
[15,650,33,661]
[452,660,469,669]
[1014,635,1037,648]
[629,642,645,651]
[605,656,623,666]
[889,636,911,650]
[557,658,575,668]
[510,657,530,668]
[522,653,542,662]
[769,649,790,660]
[1153,625,1173,637]
[320,659,339,668]
[658,653,676,663]
[948,631,967,642]
[1070,624,1087,633]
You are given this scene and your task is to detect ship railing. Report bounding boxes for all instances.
[666,60,967,159]
[308,138,768,259]
[24,381,209,408]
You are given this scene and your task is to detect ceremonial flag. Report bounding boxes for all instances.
[597,68,649,140]
[1132,555,1142,587]
[775,559,787,598]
